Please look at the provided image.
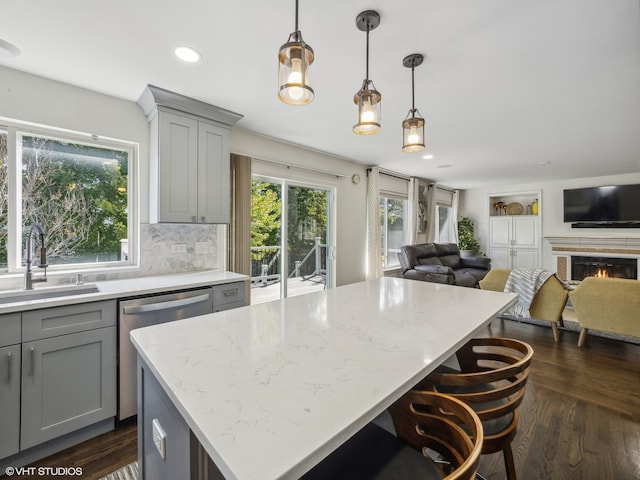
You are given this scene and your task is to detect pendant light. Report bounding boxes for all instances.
[353,10,381,135]
[278,0,314,105]
[401,53,426,153]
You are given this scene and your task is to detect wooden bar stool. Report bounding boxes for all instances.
[414,337,534,480]
[303,391,483,479]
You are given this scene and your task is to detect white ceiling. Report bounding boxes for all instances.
[1,0,639,189]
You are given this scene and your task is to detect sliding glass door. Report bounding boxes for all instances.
[251,176,333,304]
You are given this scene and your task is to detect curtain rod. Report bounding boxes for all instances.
[428,182,457,193]
[256,158,346,178]
[367,168,410,181]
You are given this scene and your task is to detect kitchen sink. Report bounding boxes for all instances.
[0,284,100,305]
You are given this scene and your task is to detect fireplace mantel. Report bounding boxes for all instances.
[544,236,640,280]
[545,236,640,254]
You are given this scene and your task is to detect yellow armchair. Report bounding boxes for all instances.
[479,268,569,342]
[569,277,640,347]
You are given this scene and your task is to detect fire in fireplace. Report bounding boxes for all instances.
[571,256,638,281]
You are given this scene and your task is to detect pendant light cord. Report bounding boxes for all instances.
[365,22,370,81]
[294,0,299,34]
[411,64,416,111]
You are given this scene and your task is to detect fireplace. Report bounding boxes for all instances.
[571,256,638,281]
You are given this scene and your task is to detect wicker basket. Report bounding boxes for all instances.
[504,202,524,215]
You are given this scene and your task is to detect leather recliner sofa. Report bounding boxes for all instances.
[397,243,491,288]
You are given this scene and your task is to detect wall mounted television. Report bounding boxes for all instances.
[563,184,640,226]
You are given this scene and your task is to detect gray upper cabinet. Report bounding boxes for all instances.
[138,85,243,224]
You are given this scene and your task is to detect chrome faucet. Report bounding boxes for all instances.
[25,223,48,290]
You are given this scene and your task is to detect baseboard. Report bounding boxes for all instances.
[501,315,640,345]
[0,418,115,471]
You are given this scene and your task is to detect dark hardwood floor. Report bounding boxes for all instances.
[477,319,640,480]
[4,319,639,480]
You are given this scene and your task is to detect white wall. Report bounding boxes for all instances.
[230,129,368,286]
[0,66,369,286]
[460,173,640,272]
[0,66,151,221]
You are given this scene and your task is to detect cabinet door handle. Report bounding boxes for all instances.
[29,346,35,377]
[222,289,238,298]
[6,351,11,383]
[192,215,197,222]
[200,216,205,222]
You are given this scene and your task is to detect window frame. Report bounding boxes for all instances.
[0,118,139,276]
[379,193,409,270]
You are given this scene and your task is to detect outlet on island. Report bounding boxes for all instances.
[152,418,167,460]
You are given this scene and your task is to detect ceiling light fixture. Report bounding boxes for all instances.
[353,10,381,135]
[278,0,314,105]
[401,53,425,153]
[174,46,201,63]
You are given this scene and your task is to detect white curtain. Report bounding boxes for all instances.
[366,167,383,279]
[407,177,420,245]
[448,190,460,244]
[425,184,437,243]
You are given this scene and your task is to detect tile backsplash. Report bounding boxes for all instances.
[139,223,224,275]
[0,223,226,291]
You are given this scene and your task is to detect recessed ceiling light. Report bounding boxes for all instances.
[174,46,201,63]
[437,164,452,169]
[422,154,434,160]
[538,161,552,166]
[0,39,21,58]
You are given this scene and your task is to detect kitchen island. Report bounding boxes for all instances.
[131,277,517,480]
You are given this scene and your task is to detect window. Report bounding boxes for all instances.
[0,122,136,274]
[430,185,458,245]
[436,205,454,243]
[0,130,8,270]
[378,173,410,270]
[380,195,408,269]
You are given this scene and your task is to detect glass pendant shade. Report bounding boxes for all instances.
[401,53,426,153]
[353,80,381,134]
[402,111,425,152]
[353,10,381,135]
[278,37,314,105]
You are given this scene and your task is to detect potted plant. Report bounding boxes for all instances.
[458,216,482,256]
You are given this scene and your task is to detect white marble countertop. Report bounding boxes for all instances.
[0,270,248,313]
[131,277,517,480]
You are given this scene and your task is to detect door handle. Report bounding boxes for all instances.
[29,346,34,377]
[122,293,211,314]
[6,351,11,383]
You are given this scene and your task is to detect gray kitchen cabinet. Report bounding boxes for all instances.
[156,110,230,224]
[212,281,247,312]
[138,357,191,480]
[138,85,243,224]
[0,313,21,459]
[19,301,117,450]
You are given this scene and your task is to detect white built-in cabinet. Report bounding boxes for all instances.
[488,191,541,270]
[138,85,243,224]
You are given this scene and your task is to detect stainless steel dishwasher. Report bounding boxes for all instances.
[118,287,214,420]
